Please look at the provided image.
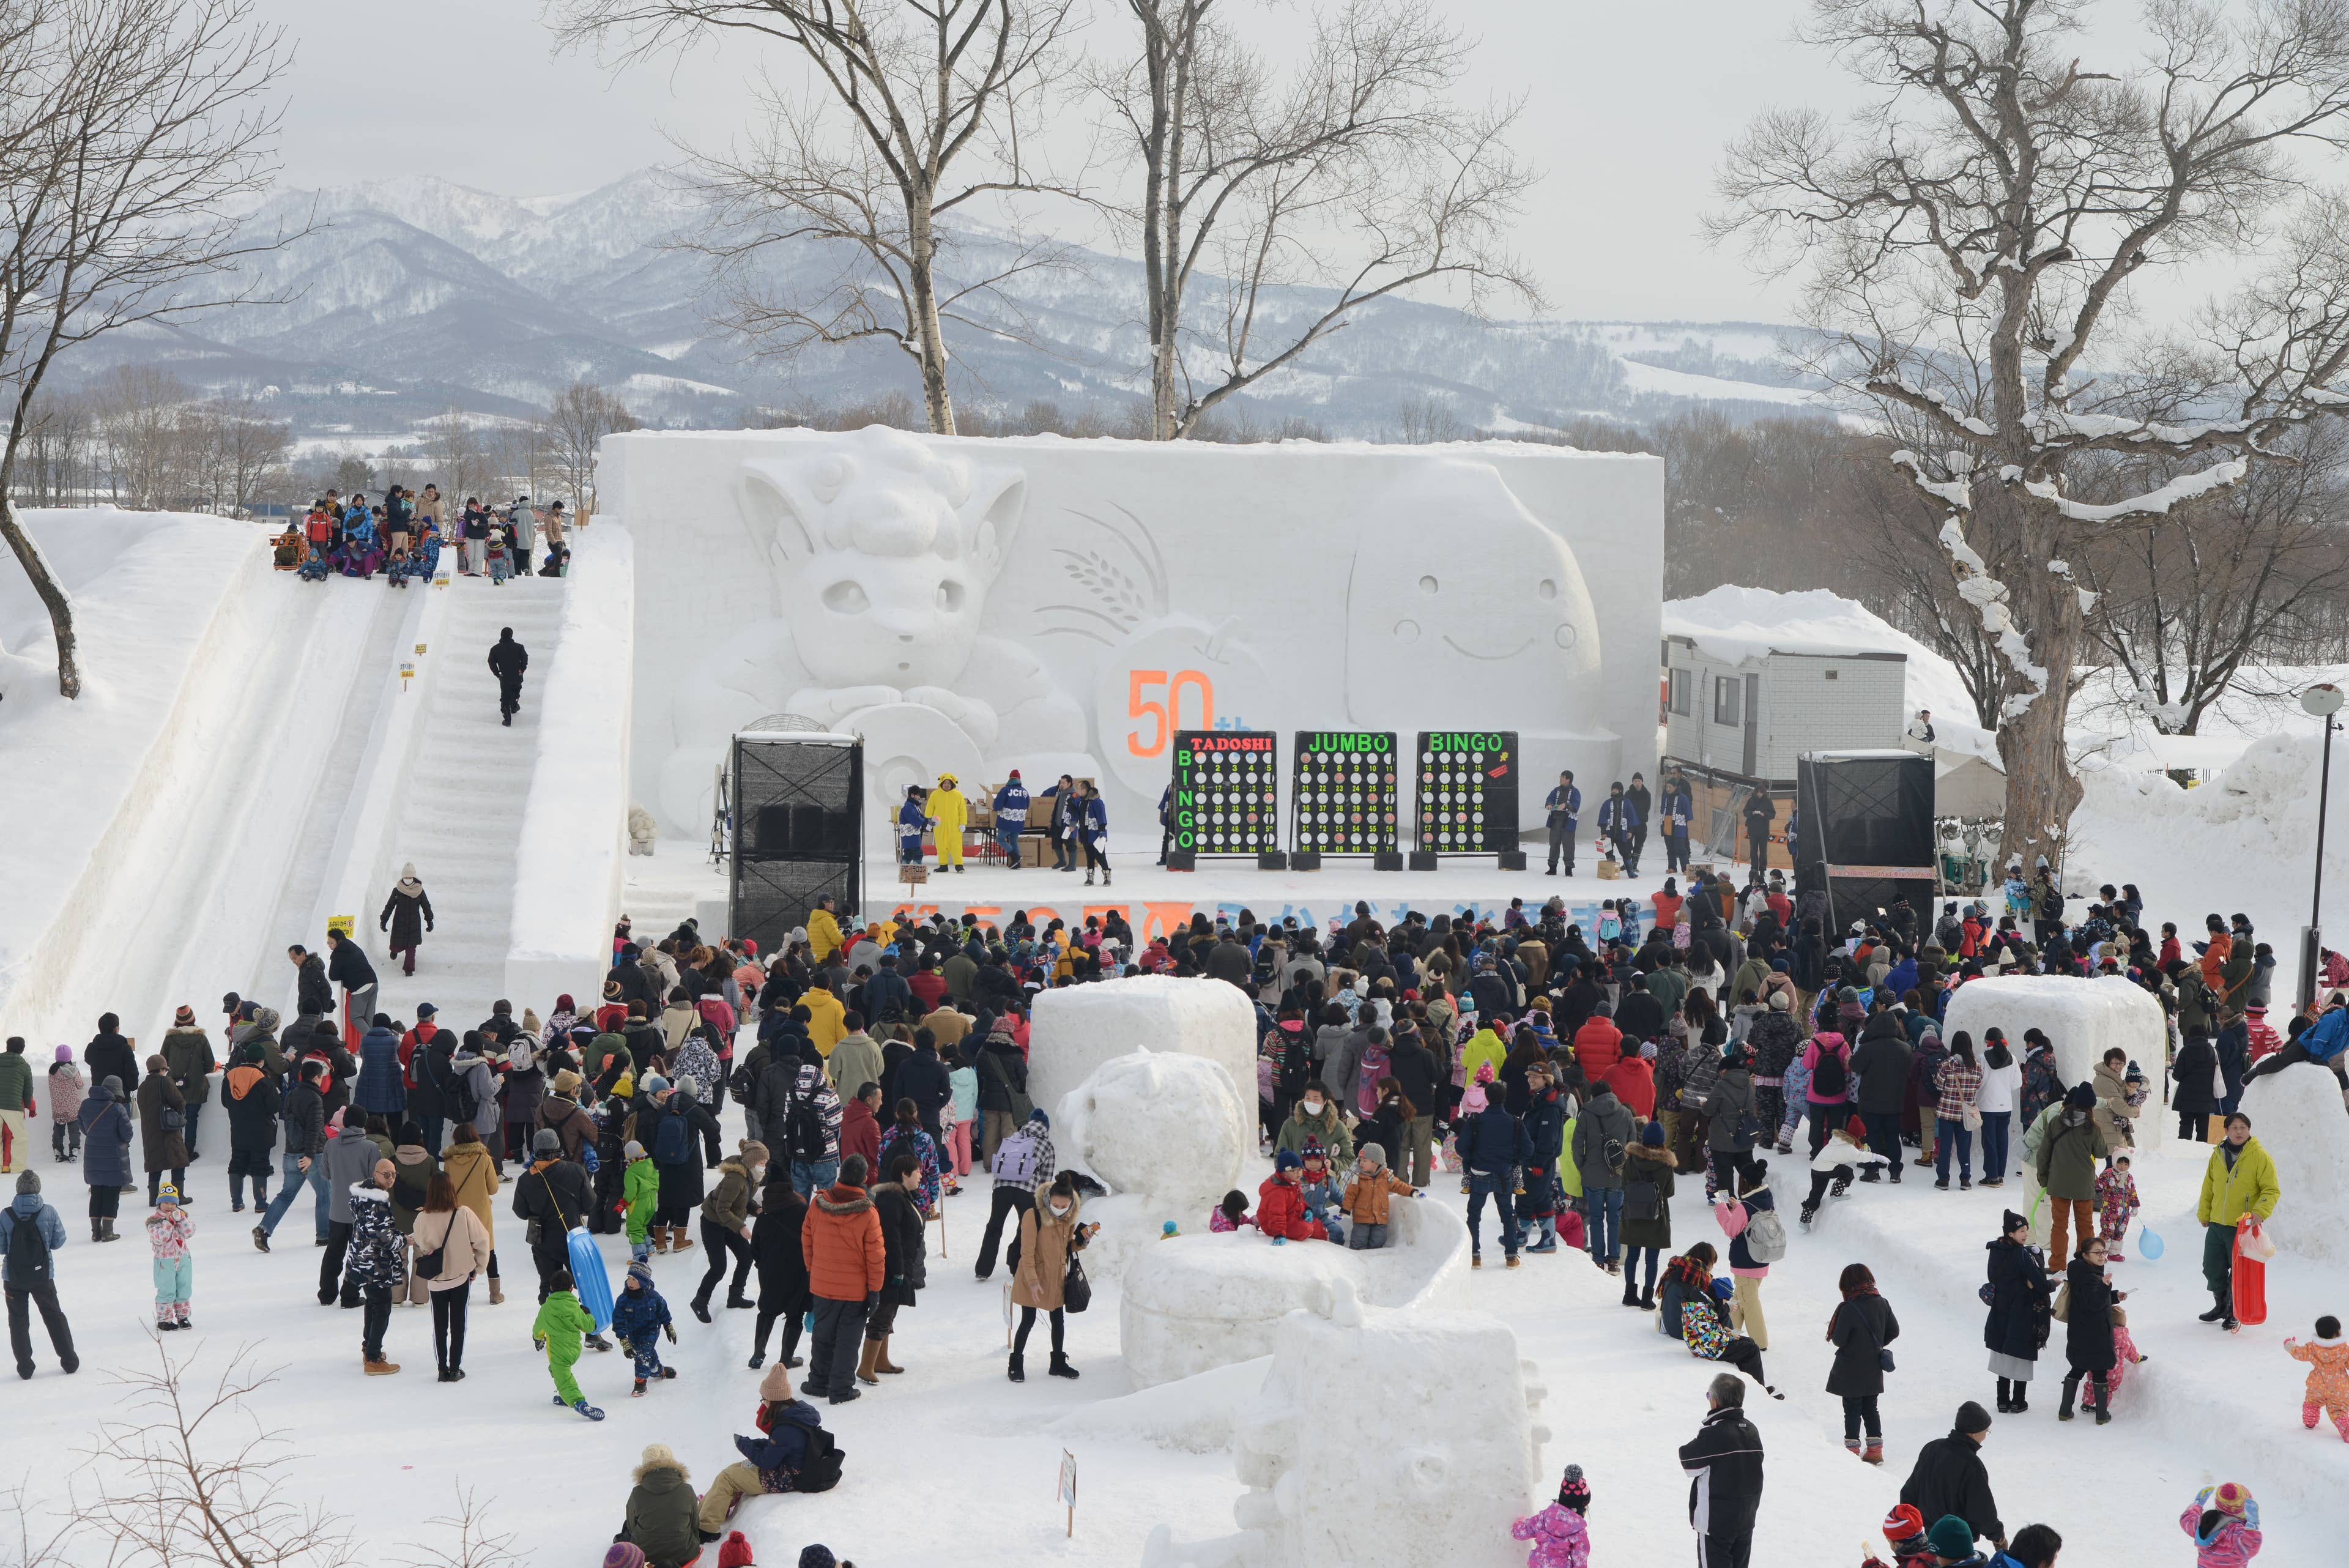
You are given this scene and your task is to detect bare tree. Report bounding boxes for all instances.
[76,1337,355,1568]
[2073,421,2349,735]
[0,1479,74,1568]
[551,0,1080,435]
[0,0,296,697]
[1713,0,2349,864]
[392,1487,521,1568]
[185,389,292,516]
[7,391,95,507]
[1097,0,1541,439]
[1393,392,1463,443]
[420,410,494,508]
[91,365,195,509]
[545,378,639,513]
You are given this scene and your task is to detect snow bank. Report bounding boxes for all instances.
[1143,1280,1545,1568]
[1942,975,2167,1139]
[2239,1064,2349,1263]
[1029,975,1258,1134]
[1118,1197,1469,1387]
[1045,1355,1271,1454]
[1058,1050,1250,1218]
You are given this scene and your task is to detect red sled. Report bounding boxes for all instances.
[2233,1227,2269,1326]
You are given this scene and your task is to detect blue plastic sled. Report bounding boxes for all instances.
[567,1225,615,1332]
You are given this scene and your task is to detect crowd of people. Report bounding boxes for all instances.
[269,487,573,585]
[0,844,2334,1566]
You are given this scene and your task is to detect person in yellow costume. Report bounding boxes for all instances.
[930,773,970,872]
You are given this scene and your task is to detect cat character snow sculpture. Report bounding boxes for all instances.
[656,426,1091,831]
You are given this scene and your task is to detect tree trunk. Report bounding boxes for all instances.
[0,492,82,698]
[905,208,957,436]
[1990,492,2083,873]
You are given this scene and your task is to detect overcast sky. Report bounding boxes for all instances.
[250,1,1857,321]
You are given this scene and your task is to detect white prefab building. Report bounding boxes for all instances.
[1662,631,1907,786]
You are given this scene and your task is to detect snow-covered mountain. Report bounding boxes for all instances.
[57,168,1831,438]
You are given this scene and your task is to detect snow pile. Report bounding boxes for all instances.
[1118,1197,1469,1387]
[1045,1355,1272,1454]
[1028,975,1258,1134]
[2238,1064,2349,1263]
[1143,1280,1545,1568]
[1057,1050,1250,1219]
[1941,975,2167,1136]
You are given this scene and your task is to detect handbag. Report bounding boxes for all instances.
[2050,1281,2071,1323]
[1961,1102,1982,1132]
[413,1211,450,1279]
[1061,1252,1092,1314]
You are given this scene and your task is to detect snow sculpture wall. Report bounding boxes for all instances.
[1058,1050,1252,1220]
[1141,1279,1546,1568]
[600,427,1664,837]
[2239,1063,2349,1262]
[1119,1196,1471,1387]
[1029,975,1257,1135]
[1942,976,2169,1143]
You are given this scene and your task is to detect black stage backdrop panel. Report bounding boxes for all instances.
[1794,750,1935,933]
[732,735,863,952]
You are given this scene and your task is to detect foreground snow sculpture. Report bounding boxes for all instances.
[1058,1049,1252,1225]
[1119,1197,1470,1386]
[1942,975,2167,1143]
[1141,1277,1546,1568]
[2240,1063,2349,1262]
[1030,975,1258,1137]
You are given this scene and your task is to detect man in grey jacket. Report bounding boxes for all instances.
[317,1116,381,1307]
[1572,1083,1636,1273]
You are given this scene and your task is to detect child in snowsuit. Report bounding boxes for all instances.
[147,1183,194,1329]
[610,1261,677,1398]
[1800,1115,1886,1227]
[623,1140,658,1264]
[47,1047,83,1161]
[1208,1190,1253,1232]
[2285,1313,2349,1441]
[532,1268,605,1420]
[2180,1484,2262,1566]
[2094,1153,2139,1261]
[1298,1143,1346,1244]
[2107,1302,2148,1395]
[1775,1052,1812,1154]
[1341,1144,1417,1252]
[1508,1462,1591,1568]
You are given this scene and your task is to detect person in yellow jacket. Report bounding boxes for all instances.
[1460,1025,1508,1088]
[804,986,847,1058]
[930,773,970,872]
[2196,1111,2280,1329]
[807,899,844,965]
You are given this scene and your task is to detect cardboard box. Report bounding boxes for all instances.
[1019,833,1051,866]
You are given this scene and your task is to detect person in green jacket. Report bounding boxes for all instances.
[2196,1112,2281,1330]
[1274,1089,1353,1163]
[532,1269,604,1420]
[623,1142,659,1264]
[1460,1027,1508,1090]
[2033,1084,2109,1271]
[618,1443,701,1568]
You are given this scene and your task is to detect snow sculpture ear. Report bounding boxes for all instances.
[958,466,1025,581]
[738,455,839,570]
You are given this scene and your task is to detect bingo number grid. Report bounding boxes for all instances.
[1290,731,1400,853]
[1171,730,1279,854]
[1412,731,1520,853]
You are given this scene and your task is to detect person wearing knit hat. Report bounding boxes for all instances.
[601,1547,644,1568]
[147,1180,194,1329]
[1556,1462,1591,1512]
[612,1260,677,1397]
[798,1550,838,1568]
[619,1444,698,1568]
[1897,1401,2004,1555]
[1879,1503,1929,1563]
[697,1359,841,1534]
[1510,1463,1592,1565]
[1925,1514,1981,1564]
[622,1139,658,1262]
[2185,1482,2259,1565]
[716,1533,754,1568]
[2,1162,75,1375]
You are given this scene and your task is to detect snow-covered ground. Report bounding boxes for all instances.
[2,1077,2337,1568]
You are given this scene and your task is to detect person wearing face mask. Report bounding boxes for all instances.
[1008,1171,1095,1383]
[1275,1085,1353,1163]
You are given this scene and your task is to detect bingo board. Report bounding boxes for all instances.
[1290,730,1400,854]
[1413,730,1521,853]
[1171,730,1280,855]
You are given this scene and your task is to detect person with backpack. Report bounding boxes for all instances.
[975,1109,1055,1280]
[1570,1076,1634,1276]
[2,1172,76,1380]
[1701,1042,1765,1196]
[1803,1028,1854,1157]
[697,1364,844,1532]
[1713,1164,1782,1352]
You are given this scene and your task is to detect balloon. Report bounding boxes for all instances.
[2138,1224,2165,1261]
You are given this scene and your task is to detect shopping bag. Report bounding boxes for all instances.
[2232,1227,2268,1326]
[2137,1224,2164,1261]
[2238,1219,2278,1261]
[566,1225,615,1333]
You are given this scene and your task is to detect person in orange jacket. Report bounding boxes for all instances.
[799,1153,885,1407]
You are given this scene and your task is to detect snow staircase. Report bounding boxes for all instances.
[365,577,571,1033]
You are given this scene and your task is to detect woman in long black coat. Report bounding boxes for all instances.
[379,864,435,977]
[2061,1236,2122,1423]
[1984,1209,2050,1414]
[1825,1261,1900,1462]
[135,1058,189,1206]
[863,1145,928,1380]
[747,1172,810,1371]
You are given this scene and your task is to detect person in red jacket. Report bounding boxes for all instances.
[838,1083,882,1173]
[1256,1150,1327,1241]
[1574,1009,1625,1083]
[1604,1046,1658,1120]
